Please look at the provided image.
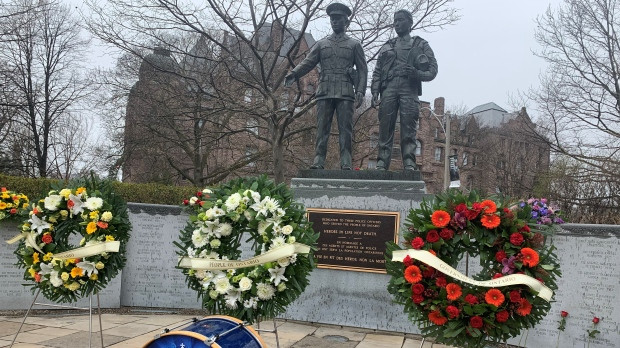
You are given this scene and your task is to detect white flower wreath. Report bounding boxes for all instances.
[176,176,318,323]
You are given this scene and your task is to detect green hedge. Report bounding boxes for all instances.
[0,174,199,206]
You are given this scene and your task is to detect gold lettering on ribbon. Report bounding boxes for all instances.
[392,249,553,301]
[179,243,311,271]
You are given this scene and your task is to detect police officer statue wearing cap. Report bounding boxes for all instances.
[371,9,437,171]
[285,2,367,170]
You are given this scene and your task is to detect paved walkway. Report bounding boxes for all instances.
[0,311,456,348]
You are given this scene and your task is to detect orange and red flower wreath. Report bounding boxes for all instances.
[386,192,561,348]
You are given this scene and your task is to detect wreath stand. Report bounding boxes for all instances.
[256,317,280,348]
[10,289,105,348]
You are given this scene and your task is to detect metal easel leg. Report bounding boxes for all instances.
[97,293,104,348]
[89,294,93,348]
[10,289,41,348]
[272,317,280,348]
[419,336,425,348]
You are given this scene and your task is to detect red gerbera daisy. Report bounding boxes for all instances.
[428,310,448,325]
[480,214,501,229]
[431,210,451,228]
[404,265,422,284]
[446,283,462,301]
[480,200,497,213]
[520,247,540,267]
[485,288,505,307]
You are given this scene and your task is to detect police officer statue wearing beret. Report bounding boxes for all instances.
[371,9,438,171]
[285,2,368,170]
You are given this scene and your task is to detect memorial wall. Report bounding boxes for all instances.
[1,200,618,347]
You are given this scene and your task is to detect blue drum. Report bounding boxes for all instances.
[143,315,267,348]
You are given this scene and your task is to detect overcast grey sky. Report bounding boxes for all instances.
[420,0,563,114]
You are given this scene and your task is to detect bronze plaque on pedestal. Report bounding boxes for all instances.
[307,208,400,273]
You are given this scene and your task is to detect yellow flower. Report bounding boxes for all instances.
[101,211,113,222]
[76,187,86,195]
[13,199,19,204]
[89,211,99,220]
[65,282,80,291]
[1,192,9,199]
[86,222,97,234]
[70,267,84,278]
[28,268,36,278]
[60,210,68,218]
[22,223,30,231]
[48,216,57,223]
[64,258,76,266]
[22,195,29,203]
[32,252,40,264]
[105,235,115,242]
[43,252,53,262]
[0,202,6,210]
[22,203,29,209]
[61,272,69,281]
[7,203,13,208]
[90,274,98,281]
[95,261,104,270]
[59,189,71,199]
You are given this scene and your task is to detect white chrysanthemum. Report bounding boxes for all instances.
[216,223,233,237]
[243,297,258,309]
[225,193,242,211]
[250,200,267,216]
[44,195,62,211]
[50,270,63,287]
[210,239,221,248]
[238,277,253,291]
[85,197,103,211]
[191,230,208,248]
[257,220,271,235]
[287,236,296,244]
[277,257,290,268]
[270,236,286,249]
[275,208,286,218]
[187,247,197,258]
[268,267,288,286]
[199,250,219,259]
[214,277,232,294]
[289,253,298,264]
[194,270,206,279]
[263,197,279,213]
[213,207,226,216]
[225,297,238,309]
[256,283,275,300]
[101,211,113,222]
[281,225,294,235]
[202,188,213,195]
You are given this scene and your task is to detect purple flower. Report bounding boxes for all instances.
[451,212,467,229]
[501,256,517,274]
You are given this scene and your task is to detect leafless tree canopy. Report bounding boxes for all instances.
[0,0,91,178]
[530,0,620,221]
[84,0,459,183]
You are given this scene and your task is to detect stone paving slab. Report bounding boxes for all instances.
[39,331,127,348]
[0,321,43,338]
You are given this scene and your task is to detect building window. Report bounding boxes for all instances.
[245,146,257,168]
[434,147,443,162]
[415,140,422,156]
[246,118,259,135]
[463,152,469,166]
[367,160,377,169]
[435,127,440,138]
[472,154,477,167]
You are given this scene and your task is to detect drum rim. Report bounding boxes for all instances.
[141,315,267,348]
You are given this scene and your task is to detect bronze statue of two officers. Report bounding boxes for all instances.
[286,4,437,171]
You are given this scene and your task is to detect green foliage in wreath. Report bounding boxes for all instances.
[175,175,319,323]
[13,177,131,303]
[386,190,561,348]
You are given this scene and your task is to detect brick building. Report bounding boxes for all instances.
[123,23,319,185]
[355,98,550,195]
